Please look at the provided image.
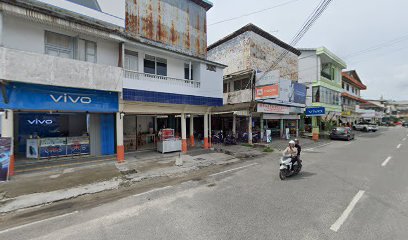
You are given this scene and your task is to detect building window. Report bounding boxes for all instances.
[346,84,349,91]
[342,82,345,89]
[78,39,97,63]
[45,31,74,59]
[184,63,193,80]
[144,55,167,76]
[124,50,138,71]
[223,83,228,93]
[206,64,216,72]
[312,86,320,103]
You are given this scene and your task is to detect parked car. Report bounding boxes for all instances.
[402,122,408,128]
[353,122,378,132]
[330,127,355,141]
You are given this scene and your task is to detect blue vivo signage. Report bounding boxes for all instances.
[0,82,118,112]
[305,107,326,116]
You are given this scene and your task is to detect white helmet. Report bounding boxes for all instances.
[289,140,295,145]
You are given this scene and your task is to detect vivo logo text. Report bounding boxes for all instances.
[50,94,92,104]
[28,119,53,125]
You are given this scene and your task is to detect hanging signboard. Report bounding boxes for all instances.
[257,103,290,114]
[0,138,12,182]
[255,85,279,100]
[305,107,326,116]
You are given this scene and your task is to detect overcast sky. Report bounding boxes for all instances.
[207,0,408,100]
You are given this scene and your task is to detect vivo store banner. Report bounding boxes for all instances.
[30,0,125,27]
[0,82,118,112]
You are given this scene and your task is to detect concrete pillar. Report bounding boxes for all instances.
[248,114,253,144]
[280,119,284,139]
[181,113,187,153]
[189,115,195,147]
[0,11,3,47]
[209,113,212,147]
[312,116,319,141]
[296,119,299,138]
[204,113,209,149]
[232,114,236,136]
[116,112,125,162]
[1,110,14,176]
[260,114,264,141]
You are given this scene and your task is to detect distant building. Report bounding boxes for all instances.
[207,24,306,142]
[340,70,367,124]
[298,47,347,139]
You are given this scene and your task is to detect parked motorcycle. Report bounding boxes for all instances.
[279,156,302,180]
[211,130,224,144]
[224,133,237,145]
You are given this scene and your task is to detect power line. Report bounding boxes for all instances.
[208,0,302,27]
[257,0,334,82]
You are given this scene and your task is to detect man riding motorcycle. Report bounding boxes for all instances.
[282,140,298,170]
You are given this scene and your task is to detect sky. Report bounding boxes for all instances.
[206,0,408,101]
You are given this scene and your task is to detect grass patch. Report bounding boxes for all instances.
[241,143,254,148]
[263,147,274,153]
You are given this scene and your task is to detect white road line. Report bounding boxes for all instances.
[397,144,402,149]
[330,190,365,232]
[132,186,173,197]
[381,156,392,167]
[209,163,258,177]
[0,211,78,235]
[403,138,407,141]
[304,142,332,151]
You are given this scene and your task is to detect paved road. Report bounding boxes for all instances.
[1,127,408,240]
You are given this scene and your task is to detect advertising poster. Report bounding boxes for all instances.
[66,137,90,155]
[294,83,307,104]
[39,137,67,158]
[266,130,272,143]
[0,138,12,182]
[255,85,279,100]
[26,139,39,159]
[257,103,290,114]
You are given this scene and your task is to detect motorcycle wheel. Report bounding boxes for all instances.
[279,170,287,180]
[294,163,302,175]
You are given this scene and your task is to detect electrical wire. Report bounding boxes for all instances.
[208,0,302,27]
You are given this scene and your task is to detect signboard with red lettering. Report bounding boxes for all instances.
[257,103,290,114]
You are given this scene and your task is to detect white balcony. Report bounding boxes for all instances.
[224,89,253,105]
[124,70,201,88]
[0,47,123,92]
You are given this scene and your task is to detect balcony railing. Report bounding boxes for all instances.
[124,69,200,88]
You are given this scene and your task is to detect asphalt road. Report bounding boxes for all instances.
[1,127,408,240]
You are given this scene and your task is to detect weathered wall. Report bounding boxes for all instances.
[207,31,298,81]
[207,32,252,76]
[126,0,208,58]
[0,47,123,92]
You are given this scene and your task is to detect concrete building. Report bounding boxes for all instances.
[340,70,367,125]
[0,0,225,176]
[0,0,124,175]
[120,0,225,156]
[298,47,346,139]
[207,24,306,143]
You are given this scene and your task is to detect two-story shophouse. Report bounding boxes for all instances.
[340,70,367,125]
[0,0,124,174]
[208,24,306,143]
[118,0,225,158]
[298,47,347,140]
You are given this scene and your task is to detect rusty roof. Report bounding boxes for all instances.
[191,0,213,11]
[342,71,367,90]
[207,23,301,56]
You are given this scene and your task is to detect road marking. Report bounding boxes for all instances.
[209,163,258,177]
[304,142,332,151]
[397,144,402,149]
[381,156,392,167]
[330,190,365,232]
[403,138,407,141]
[132,186,173,197]
[0,211,78,235]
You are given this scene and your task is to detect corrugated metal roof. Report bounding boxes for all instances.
[207,23,301,56]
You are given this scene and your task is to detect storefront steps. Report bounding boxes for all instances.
[0,150,240,214]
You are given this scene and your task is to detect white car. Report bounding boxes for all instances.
[353,123,378,132]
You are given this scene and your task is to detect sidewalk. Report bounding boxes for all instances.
[0,148,240,213]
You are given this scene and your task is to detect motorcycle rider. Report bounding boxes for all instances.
[282,140,298,170]
[294,139,301,159]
